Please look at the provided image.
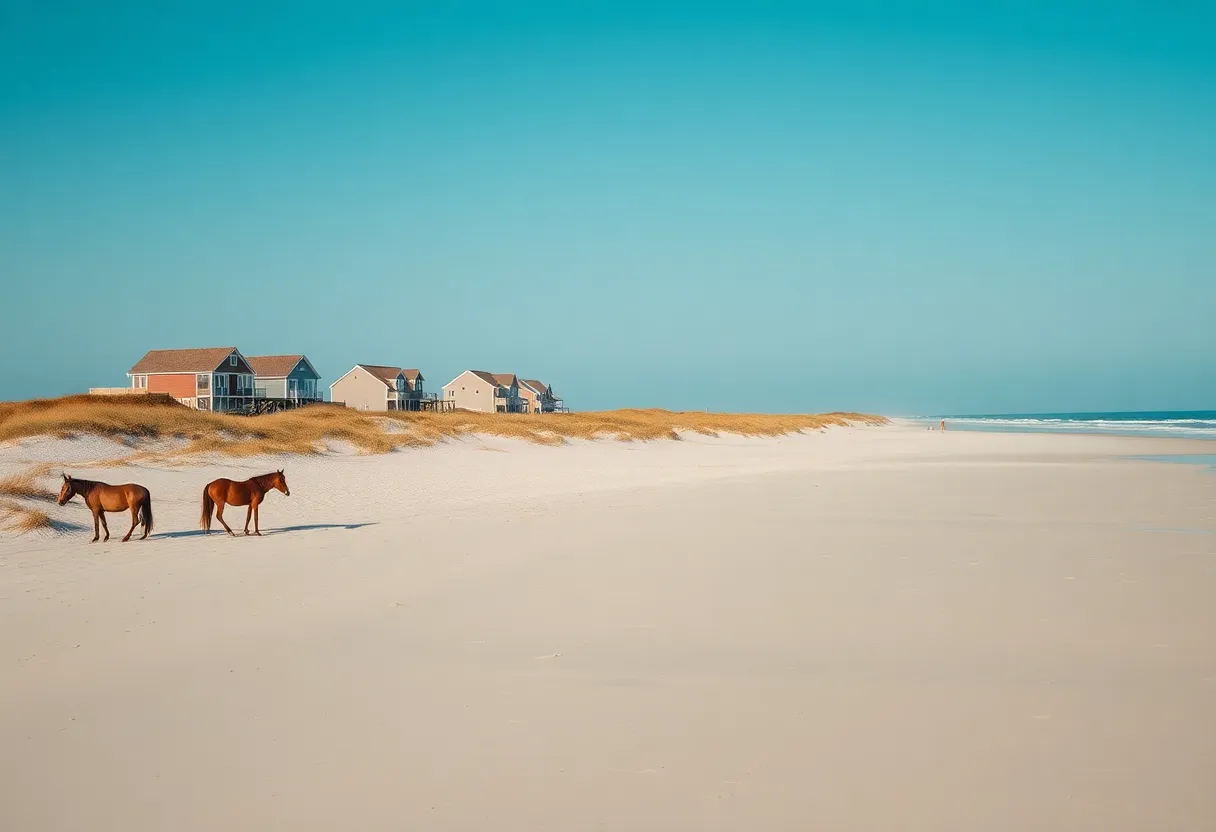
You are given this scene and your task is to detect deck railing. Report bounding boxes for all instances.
[254,388,322,401]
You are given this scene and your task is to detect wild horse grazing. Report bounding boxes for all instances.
[57,474,154,543]
[201,470,290,537]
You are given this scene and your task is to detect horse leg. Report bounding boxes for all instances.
[214,501,236,537]
[253,498,262,536]
[122,505,138,542]
[140,497,151,540]
[243,503,253,536]
[99,511,110,543]
[91,509,100,543]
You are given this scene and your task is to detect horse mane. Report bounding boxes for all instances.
[253,472,280,486]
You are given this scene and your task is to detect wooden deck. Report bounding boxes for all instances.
[244,397,328,415]
[393,396,455,413]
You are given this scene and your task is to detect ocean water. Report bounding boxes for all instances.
[930,411,1216,440]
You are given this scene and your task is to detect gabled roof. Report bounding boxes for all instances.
[463,370,500,386]
[520,379,549,396]
[445,369,518,388]
[402,369,423,382]
[246,354,318,379]
[330,364,416,391]
[129,347,248,375]
[356,365,406,387]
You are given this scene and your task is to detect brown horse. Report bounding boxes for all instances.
[201,470,290,537]
[58,474,154,543]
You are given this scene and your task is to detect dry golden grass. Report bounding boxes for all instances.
[0,469,56,502]
[0,499,55,534]
[0,395,886,462]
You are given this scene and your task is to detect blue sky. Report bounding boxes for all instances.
[2,1,1213,414]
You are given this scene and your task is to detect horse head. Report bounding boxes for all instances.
[275,469,290,496]
[58,473,74,506]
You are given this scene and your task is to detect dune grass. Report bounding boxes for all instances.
[0,468,56,502]
[0,394,886,461]
[0,499,55,534]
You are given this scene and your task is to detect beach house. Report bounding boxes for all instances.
[126,347,256,412]
[491,374,527,413]
[246,355,323,403]
[519,379,563,414]
[330,364,425,411]
[442,370,526,413]
[398,370,427,410]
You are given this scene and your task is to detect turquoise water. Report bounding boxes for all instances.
[933,411,1216,440]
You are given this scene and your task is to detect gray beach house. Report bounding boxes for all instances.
[246,355,322,403]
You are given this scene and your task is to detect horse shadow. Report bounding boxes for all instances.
[153,522,376,540]
[265,522,376,536]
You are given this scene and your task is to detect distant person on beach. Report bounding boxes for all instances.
[940,419,946,431]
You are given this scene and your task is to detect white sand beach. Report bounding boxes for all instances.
[1,424,1214,831]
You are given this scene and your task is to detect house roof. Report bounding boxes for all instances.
[246,355,309,378]
[402,369,423,381]
[464,370,500,386]
[444,369,514,389]
[129,347,244,375]
[520,379,549,395]
[355,365,405,387]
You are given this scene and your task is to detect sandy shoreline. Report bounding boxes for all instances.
[2,424,1214,830]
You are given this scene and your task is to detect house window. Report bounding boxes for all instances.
[132,375,147,389]
[197,374,210,391]
[229,355,238,368]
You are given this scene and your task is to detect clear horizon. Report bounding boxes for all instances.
[2,1,1213,414]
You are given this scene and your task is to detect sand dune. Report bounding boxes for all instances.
[1,424,1214,830]
[0,394,885,458]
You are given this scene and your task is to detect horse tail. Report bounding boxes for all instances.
[141,492,154,535]
[201,486,214,531]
